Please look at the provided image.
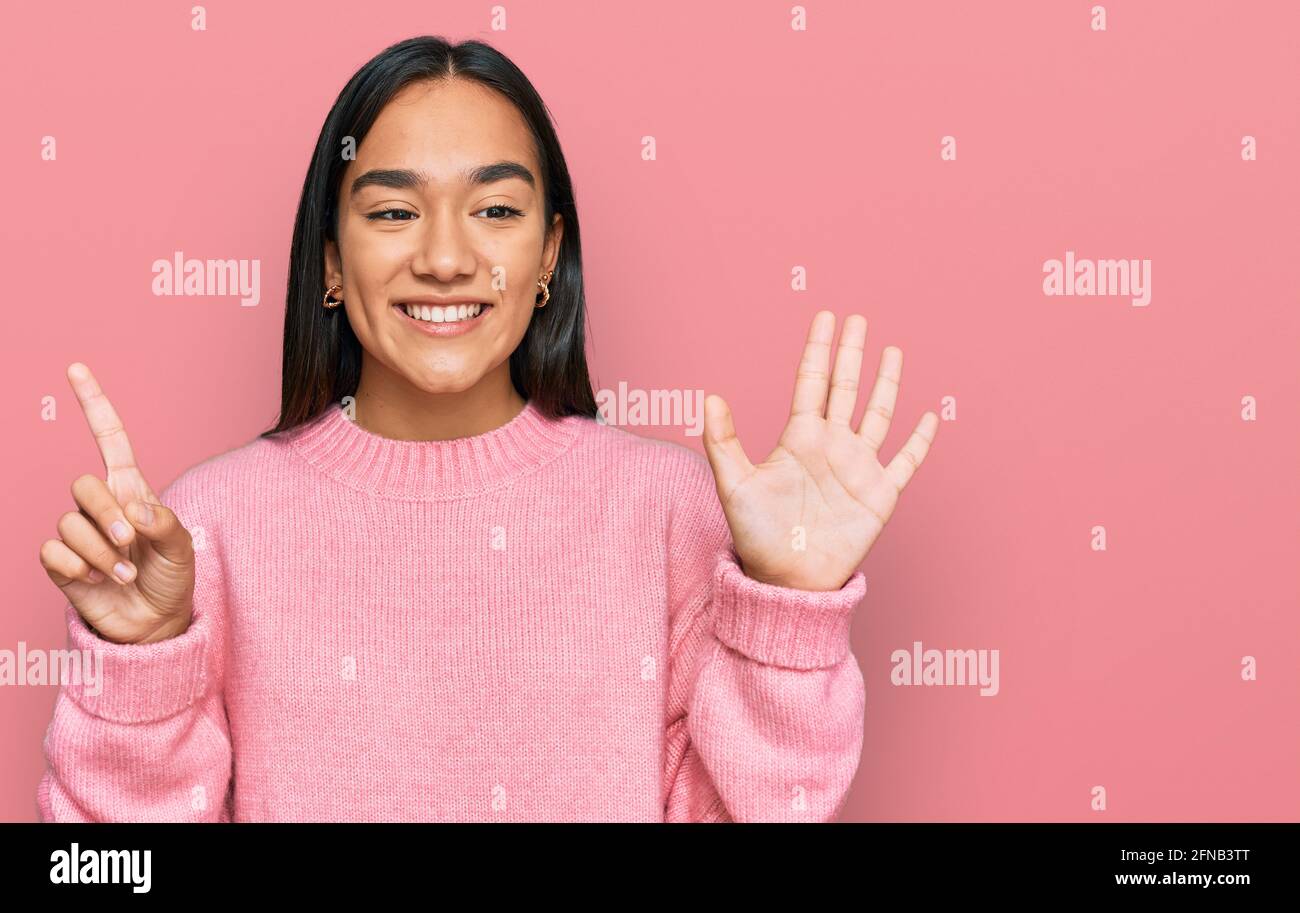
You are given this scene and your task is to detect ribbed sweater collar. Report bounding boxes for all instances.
[285,399,589,500]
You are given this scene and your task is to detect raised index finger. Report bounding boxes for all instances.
[67,363,141,474]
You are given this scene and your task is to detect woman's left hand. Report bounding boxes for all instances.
[701,310,939,592]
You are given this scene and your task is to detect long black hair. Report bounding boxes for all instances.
[260,36,598,439]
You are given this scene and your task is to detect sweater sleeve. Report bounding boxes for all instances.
[36,475,234,823]
[661,451,867,823]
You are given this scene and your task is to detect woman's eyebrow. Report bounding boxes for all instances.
[349,161,536,196]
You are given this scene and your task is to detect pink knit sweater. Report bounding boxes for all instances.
[37,400,867,822]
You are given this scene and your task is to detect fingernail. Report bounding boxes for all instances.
[111,520,130,544]
[87,568,105,583]
[114,561,135,583]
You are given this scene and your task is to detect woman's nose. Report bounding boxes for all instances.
[409,208,477,279]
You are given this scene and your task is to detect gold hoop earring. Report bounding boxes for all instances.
[323,285,343,310]
[535,271,553,308]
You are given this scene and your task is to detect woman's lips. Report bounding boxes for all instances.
[392,302,492,337]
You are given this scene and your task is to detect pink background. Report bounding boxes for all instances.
[2,0,1297,821]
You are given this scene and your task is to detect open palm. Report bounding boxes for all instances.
[702,311,939,592]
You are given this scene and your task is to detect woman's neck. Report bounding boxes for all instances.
[351,360,526,442]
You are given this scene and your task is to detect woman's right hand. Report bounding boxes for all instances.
[38,363,197,645]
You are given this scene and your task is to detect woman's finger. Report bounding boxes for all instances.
[857,346,903,452]
[39,537,106,586]
[883,412,939,493]
[825,314,868,427]
[55,510,136,584]
[71,472,135,548]
[789,310,836,419]
[67,362,141,474]
[124,498,193,565]
[701,393,755,504]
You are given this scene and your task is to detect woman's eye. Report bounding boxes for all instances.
[366,208,416,222]
[477,204,524,220]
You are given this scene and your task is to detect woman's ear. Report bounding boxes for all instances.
[324,238,342,288]
[543,213,564,274]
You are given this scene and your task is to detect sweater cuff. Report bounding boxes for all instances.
[62,601,212,724]
[710,548,866,670]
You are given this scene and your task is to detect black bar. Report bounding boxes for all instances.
[0,822,1288,897]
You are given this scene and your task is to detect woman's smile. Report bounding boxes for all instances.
[391,299,494,337]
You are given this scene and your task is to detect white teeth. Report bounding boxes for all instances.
[402,303,485,323]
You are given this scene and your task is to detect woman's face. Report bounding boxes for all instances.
[325,78,562,397]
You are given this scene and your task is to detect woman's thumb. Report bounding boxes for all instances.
[126,499,194,564]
